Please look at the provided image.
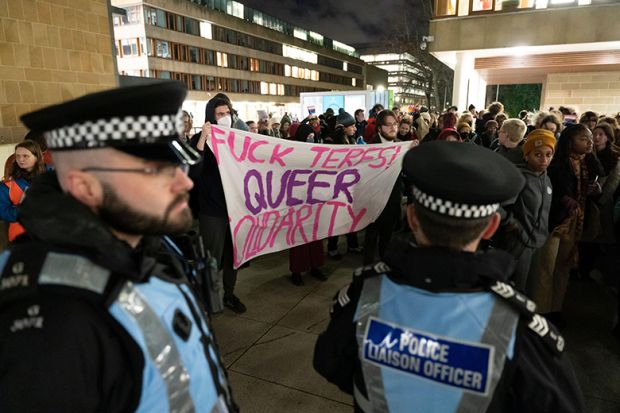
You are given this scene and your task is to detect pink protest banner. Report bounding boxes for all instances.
[208,126,411,268]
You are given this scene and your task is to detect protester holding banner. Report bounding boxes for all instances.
[314,141,584,413]
[363,110,405,265]
[285,124,328,285]
[189,96,247,313]
[326,109,363,260]
[207,115,410,283]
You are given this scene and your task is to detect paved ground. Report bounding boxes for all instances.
[211,241,620,413]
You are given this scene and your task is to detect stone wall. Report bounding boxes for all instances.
[0,0,118,144]
[542,71,620,116]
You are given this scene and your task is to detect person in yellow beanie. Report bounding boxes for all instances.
[496,129,556,292]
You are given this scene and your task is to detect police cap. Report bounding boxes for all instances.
[20,81,200,165]
[402,141,525,219]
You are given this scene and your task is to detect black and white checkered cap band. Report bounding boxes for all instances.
[412,186,499,218]
[45,110,185,149]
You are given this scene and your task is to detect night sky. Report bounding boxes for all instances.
[238,0,426,48]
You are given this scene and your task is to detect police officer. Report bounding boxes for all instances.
[313,141,584,412]
[0,82,238,412]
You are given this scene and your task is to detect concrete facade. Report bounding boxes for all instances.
[111,0,375,123]
[0,0,118,144]
[429,2,620,114]
[543,71,620,115]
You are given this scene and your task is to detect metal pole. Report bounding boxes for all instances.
[495,84,500,101]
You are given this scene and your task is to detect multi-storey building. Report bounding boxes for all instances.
[111,0,376,123]
[360,52,428,108]
[429,0,620,114]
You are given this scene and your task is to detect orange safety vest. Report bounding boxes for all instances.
[3,179,26,242]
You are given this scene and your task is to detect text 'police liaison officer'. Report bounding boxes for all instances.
[313,141,584,413]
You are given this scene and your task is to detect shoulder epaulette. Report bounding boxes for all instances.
[0,241,121,309]
[488,280,565,355]
[353,261,391,278]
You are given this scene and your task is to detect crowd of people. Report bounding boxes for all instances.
[0,80,619,411]
[176,94,620,336]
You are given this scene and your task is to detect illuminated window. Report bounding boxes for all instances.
[294,28,308,41]
[227,1,244,18]
[269,83,277,95]
[200,21,212,39]
[260,81,268,95]
[292,66,299,78]
[472,0,494,11]
[217,52,228,67]
[352,78,356,86]
[435,0,458,15]
[282,44,317,64]
[249,58,259,71]
[285,64,291,76]
[309,31,324,45]
[332,40,356,56]
[343,62,348,71]
[277,84,285,96]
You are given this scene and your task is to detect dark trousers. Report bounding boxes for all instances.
[198,214,238,297]
[327,232,359,252]
[289,240,324,273]
[363,205,400,265]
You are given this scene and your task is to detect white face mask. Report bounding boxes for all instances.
[217,115,232,128]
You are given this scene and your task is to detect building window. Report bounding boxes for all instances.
[120,39,139,57]
[249,58,259,71]
[185,18,200,35]
[308,31,324,46]
[332,40,356,56]
[189,46,199,63]
[227,1,244,18]
[144,7,166,27]
[205,50,215,65]
[471,0,494,11]
[435,0,458,15]
[352,78,356,87]
[317,55,343,70]
[282,44,318,64]
[293,28,308,41]
[200,22,212,39]
[217,52,228,67]
[192,74,202,90]
[158,71,171,79]
[155,40,170,58]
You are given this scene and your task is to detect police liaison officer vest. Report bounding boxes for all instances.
[353,271,519,413]
[0,246,235,413]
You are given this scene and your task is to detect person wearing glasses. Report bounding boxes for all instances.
[363,110,405,265]
[0,82,238,413]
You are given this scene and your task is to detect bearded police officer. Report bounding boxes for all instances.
[313,141,584,412]
[0,82,237,412]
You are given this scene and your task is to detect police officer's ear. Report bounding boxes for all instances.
[406,204,421,234]
[60,169,105,211]
[480,212,501,240]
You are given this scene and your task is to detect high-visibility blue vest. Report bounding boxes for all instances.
[353,274,519,413]
[0,249,234,413]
